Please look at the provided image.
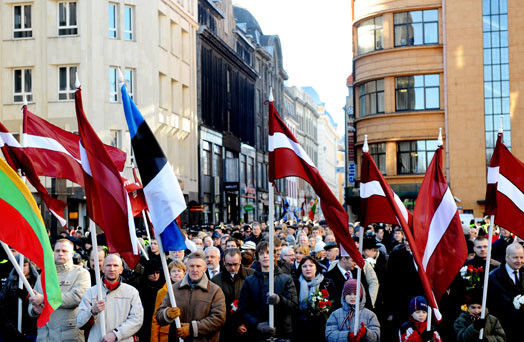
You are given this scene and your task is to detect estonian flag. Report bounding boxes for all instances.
[120,83,187,251]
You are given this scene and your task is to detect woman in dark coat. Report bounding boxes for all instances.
[137,259,165,342]
[293,256,338,342]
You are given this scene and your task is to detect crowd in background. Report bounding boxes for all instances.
[0,217,521,341]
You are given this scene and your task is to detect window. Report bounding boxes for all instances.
[124,6,134,40]
[109,67,118,102]
[125,68,134,100]
[58,66,77,100]
[357,16,383,54]
[14,5,32,39]
[14,69,32,103]
[58,2,78,36]
[397,140,438,174]
[213,145,222,178]
[108,4,118,38]
[369,143,386,174]
[110,130,121,148]
[202,141,212,176]
[396,74,440,111]
[394,9,438,47]
[359,79,384,116]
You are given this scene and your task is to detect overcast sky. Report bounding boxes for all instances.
[232,0,352,131]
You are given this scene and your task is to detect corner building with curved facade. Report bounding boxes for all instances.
[351,0,524,217]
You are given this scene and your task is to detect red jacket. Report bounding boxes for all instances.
[398,318,442,342]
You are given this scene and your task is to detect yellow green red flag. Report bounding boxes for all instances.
[0,157,61,326]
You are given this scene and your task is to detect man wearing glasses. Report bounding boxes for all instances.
[211,248,254,341]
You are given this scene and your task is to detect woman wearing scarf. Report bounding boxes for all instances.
[293,256,337,341]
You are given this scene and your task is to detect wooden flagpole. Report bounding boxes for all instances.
[89,220,106,337]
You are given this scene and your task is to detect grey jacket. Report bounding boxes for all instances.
[77,281,144,342]
[325,287,380,342]
[29,260,91,342]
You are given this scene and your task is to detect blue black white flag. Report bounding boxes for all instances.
[120,83,187,251]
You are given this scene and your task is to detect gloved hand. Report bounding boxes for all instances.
[175,323,190,338]
[257,322,276,336]
[355,322,367,341]
[473,318,486,330]
[267,293,280,305]
[167,307,181,320]
[420,329,434,342]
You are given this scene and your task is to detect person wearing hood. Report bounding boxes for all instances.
[398,296,442,342]
[0,254,39,341]
[137,259,165,341]
[293,256,337,341]
[238,240,298,341]
[453,287,506,342]
[325,279,380,342]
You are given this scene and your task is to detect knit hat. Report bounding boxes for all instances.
[465,287,483,306]
[342,279,363,299]
[409,296,428,315]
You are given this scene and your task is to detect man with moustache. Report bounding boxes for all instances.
[77,254,144,342]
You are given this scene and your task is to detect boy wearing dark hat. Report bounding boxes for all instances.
[453,288,506,341]
[399,296,442,342]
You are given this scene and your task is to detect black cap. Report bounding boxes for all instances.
[363,237,379,250]
[324,241,338,251]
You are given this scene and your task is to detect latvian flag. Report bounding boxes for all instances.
[413,146,467,316]
[268,100,364,268]
[120,83,187,251]
[485,133,524,237]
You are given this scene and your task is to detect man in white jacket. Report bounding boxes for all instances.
[77,254,143,342]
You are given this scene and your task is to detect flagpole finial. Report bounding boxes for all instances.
[363,135,369,153]
[75,72,81,89]
[438,128,443,147]
[269,87,274,102]
[118,67,125,86]
[499,114,504,133]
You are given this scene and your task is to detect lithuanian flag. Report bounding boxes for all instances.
[308,197,318,220]
[0,157,61,326]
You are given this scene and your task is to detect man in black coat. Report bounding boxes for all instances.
[212,248,254,342]
[491,227,514,263]
[488,243,524,342]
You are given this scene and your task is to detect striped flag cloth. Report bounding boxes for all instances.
[0,120,67,226]
[0,157,62,327]
[22,107,127,187]
[75,88,140,268]
[120,83,187,251]
[360,152,412,227]
[413,145,467,307]
[268,100,364,268]
[360,151,442,319]
[485,133,524,237]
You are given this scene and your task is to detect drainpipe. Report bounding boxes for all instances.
[443,0,450,182]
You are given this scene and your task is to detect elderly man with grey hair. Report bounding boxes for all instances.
[205,246,222,280]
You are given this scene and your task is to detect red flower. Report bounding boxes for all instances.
[321,289,329,298]
[233,299,239,306]
[319,301,326,309]
[326,300,332,307]
[474,268,478,274]
[478,267,484,272]
[468,264,474,271]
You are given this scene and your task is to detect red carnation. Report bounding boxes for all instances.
[319,301,326,309]
[327,300,332,307]
[321,289,329,298]
[468,264,474,271]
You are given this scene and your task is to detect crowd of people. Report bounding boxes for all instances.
[0,218,521,341]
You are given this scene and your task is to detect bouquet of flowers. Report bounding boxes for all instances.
[460,265,484,290]
[230,299,239,314]
[306,288,332,320]
[513,294,524,309]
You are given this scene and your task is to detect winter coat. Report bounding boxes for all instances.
[0,256,39,340]
[488,264,524,342]
[325,286,380,342]
[453,310,506,342]
[238,266,298,340]
[211,265,254,342]
[29,260,90,342]
[76,280,144,341]
[156,274,226,342]
[151,284,170,342]
[293,276,338,342]
[398,318,442,342]
[491,237,514,263]
[137,277,164,341]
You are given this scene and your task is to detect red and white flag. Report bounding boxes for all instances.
[268,101,364,268]
[0,119,67,226]
[485,133,524,237]
[360,150,441,319]
[75,88,139,268]
[22,107,127,187]
[122,169,148,217]
[413,145,467,307]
